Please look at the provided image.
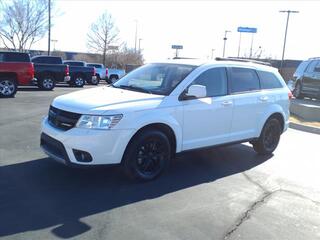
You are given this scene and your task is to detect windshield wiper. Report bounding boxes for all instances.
[117,85,152,94]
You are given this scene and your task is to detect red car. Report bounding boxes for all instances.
[0,51,34,97]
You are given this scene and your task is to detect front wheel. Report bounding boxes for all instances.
[293,82,303,99]
[38,75,55,90]
[0,78,17,98]
[123,130,171,181]
[252,118,281,155]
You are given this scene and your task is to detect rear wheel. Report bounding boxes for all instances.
[38,75,55,90]
[123,130,171,181]
[0,78,17,98]
[90,76,99,85]
[252,118,281,155]
[70,75,85,87]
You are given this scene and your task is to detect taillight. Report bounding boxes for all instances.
[30,63,34,78]
[106,68,108,77]
[65,65,69,76]
[288,91,293,100]
[93,67,96,76]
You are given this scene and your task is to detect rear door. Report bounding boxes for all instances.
[227,67,261,141]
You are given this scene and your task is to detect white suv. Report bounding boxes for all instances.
[41,59,291,180]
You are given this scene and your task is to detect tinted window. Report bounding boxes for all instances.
[258,71,283,89]
[229,67,260,93]
[2,52,30,62]
[64,61,85,66]
[191,67,227,97]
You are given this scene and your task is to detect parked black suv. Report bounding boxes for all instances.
[293,58,320,99]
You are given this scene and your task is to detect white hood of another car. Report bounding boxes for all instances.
[52,86,165,114]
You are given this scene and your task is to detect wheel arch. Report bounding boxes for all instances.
[121,122,178,163]
[258,111,285,137]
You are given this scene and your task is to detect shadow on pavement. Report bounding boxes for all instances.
[0,144,271,238]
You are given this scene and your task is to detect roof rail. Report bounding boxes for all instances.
[215,57,272,66]
[308,57,320,60]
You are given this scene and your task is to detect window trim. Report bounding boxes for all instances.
[179,67,229,101]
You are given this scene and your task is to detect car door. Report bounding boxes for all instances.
[311,61,320,96]
[181,67,234,150]
[227,67,261,141]
[302,60,319,96]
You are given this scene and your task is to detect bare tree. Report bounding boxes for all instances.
[87,11,119,66]
[0,0,49,52]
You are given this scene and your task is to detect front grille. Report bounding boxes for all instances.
[48,105,81,130]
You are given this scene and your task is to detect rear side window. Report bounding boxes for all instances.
[258,71,283,89]
[229,67,260,93]
[2,52,30,62]
[191,67,227,97]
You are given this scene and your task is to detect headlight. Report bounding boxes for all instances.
[76,114,123,130]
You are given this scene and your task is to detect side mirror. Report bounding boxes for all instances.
[185,84,207,99]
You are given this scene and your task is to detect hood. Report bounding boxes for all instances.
[52,86,165,114]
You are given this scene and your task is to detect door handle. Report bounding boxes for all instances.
[222,100,233,106]
[259,96,269,102]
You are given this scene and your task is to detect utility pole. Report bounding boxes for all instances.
[279,10,299,72]
[134,20,138,53]
[48,0,51,55]
[237,32,242,58]
[222,30,231,57]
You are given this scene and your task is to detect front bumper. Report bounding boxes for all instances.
[40,117,134,166]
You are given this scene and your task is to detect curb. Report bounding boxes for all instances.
[289,122,320,135]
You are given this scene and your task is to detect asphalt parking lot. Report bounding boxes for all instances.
[1,85,320,240]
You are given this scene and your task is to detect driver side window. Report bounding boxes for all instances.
[190,67,227,97]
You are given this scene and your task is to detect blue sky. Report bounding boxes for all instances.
[33,0,320,61]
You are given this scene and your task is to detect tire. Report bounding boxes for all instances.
[0,78,17,98]
[252,118,281,155]
[123,130,171,181]
[293,82,303,99]
[70,75,85,88]
[38,75,55,90]
[110,75,118,83]
[90,76,100,85]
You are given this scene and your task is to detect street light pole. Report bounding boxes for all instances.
[134,20,138,53]
[222,30,231,57]
[279,10,299,72]
[48,0,51,55]
[211,49,215,59]
[138,38,142,52]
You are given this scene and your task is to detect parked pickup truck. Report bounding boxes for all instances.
[0,51,34,97]
[108,68,126,83]
[87,63,107,81]
[63,61,98,87]
[87,63,125,84]
[31,56,70,90]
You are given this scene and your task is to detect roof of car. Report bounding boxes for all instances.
[149,58,277,71]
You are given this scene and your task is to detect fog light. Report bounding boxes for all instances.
[73,149,93,162]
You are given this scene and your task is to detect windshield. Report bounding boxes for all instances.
[113,63,196,95]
